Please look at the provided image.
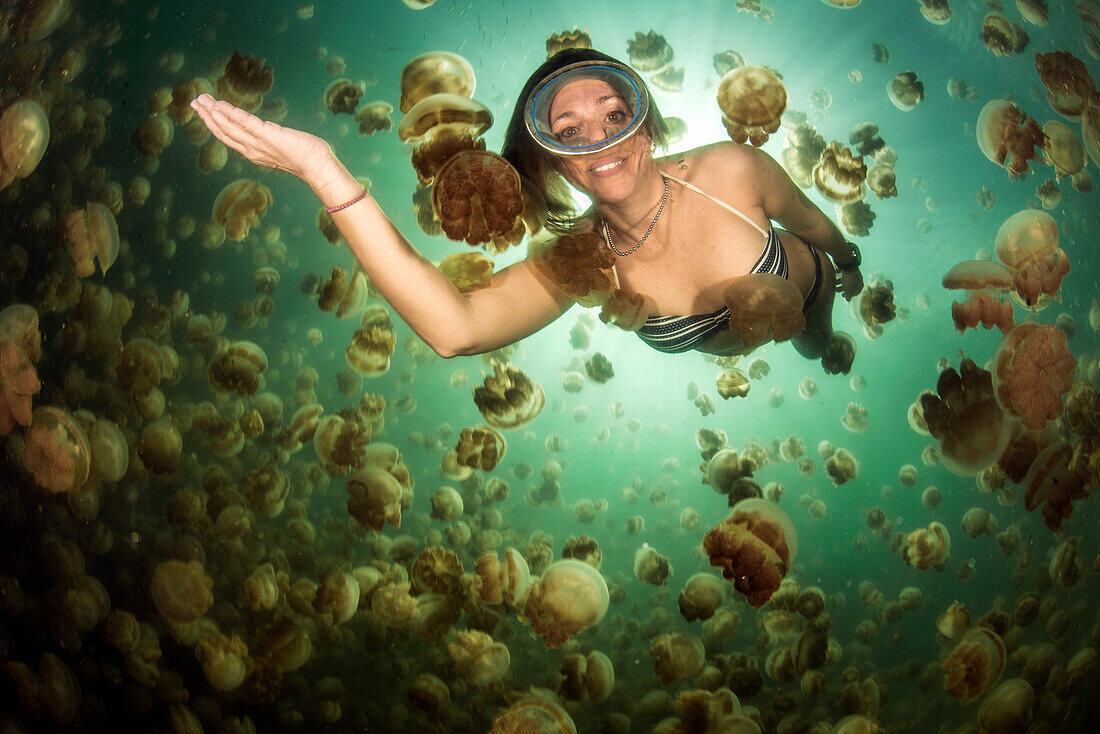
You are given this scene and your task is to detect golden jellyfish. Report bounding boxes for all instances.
[0,340,40,436]
[323,78,365,115]
[716,368,750,399]
[854,280,896,340]
[521,559,609,649]
[64,202,119,278]
[215,51,274,113]
[212,179,272,241]
[88,419,127,482]
[887,71,925,111]
[976,99,1047,175]
[703,498,797,609]
[399,51,475,114]
[941,261,1016,334]
[431,150,525,251]
[922,486,942,508]
[706,448,757,495]
[312,414,371,476]
[138,418,182,474]
[472,361,545,429]
[151,560,213,624]
[993,209,1067,308]
[195,633,251,692]
[866,163,896,199]
[400,93,492,185]
[21,406,89,493]
[841,402,869,432]
[936,601,970,639]
[131,112,174,157]
[491,694,576,734]
[649,633,706,685]
[438,251,494,293]
[824,448,859,485]
[982,13,1029,57]
[0,99,49,189]
[678,573,726,622]
[1023,441,1088,531]
[455,424,506,471]
[207,340,267,396]
[992,322,1075,431]
[977,678,1034,734]
[723,274,806,349]
[354,99,394,136]
[634,545,673,585]
[1035,51,1095,120]
[371,582,419,629]
[346,466,404,531]
[626,29,673,71]
[651,66,685,93]
[317,266,369,320]
[943,627,1006,699]
[918,0,951,23]
[1085,95,1100,169]
[345,326,396,377]
[476,548,532,607]
[448,630,510,687]
[902,521,951,570]
[919,358,1012,476]
[717,65,787,146]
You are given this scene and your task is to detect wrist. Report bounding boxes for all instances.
[306,151,353,201]
[833,241,861,272]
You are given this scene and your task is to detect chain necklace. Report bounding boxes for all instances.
[603,176,670,257]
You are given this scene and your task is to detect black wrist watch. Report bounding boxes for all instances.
[834,241,861,272]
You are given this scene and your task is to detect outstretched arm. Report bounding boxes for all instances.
[190,95,573,356]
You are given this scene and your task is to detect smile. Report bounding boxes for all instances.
[591,159,624,173]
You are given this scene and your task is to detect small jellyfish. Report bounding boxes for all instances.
[626,30,673,71]
[887,71,925,111]
[717,65,787,146]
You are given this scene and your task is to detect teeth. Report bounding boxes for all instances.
[593,160,623,172]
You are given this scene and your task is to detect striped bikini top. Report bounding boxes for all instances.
[623,173,788,354]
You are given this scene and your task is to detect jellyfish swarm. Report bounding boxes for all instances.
[717,66,787,147]
[431,151,525,252]
[942,628,1006,699]
[703,498,797,609]
[723,274,806,350]
[941,261,1015,334]
[976,99,1048,176]
[0,99,49,189]
[520,559,609,649]
[64,202,119,278]
[919,359,1012,477]
[992,322,1075,431]
[993,209,1069,309]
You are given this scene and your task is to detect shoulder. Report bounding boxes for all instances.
[658,142,776,185]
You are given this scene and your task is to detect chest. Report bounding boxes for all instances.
[610,188,771,315]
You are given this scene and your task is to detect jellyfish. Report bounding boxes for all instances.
[919,358,1012,476]
[207,340,267,396]
[781,121,827,189]
[824,448,859,485]
[1041,121,1086,181]
[399,51,476,114]
[520,559,609,649]
[992,322,1075,431]
[977,678,1034,734]
[323,78,365,115]
[64,202,119,278]
[678,573,726,622]
[943,628,1007,699]
[902,521,950,570]
[703,498,797,609]
[546,28,592,58]
[583,353,614,384]
[472,361,545,429]
[138,418,182,474]
[491,694,576,734]
[866,164,896,200]
[887,71,925,111]
[1023,441,1089,531]
[706,448,757,494]
[717,65,787,146]
[447,630,509,687]
[21,406,90,493]
[1034,51,1094,122]
[633,546,673,586]
[0,340,39,436]
[1085,96,1100,169]
[352,99,394,137]
[431,150,525,251]
[454,425,506,471]
[841,402,869,432]
[212,179,273,242]
[992,209,1068,309]
[476,548,532,607]
[400,93,492,185]
[976,99,1047,175]
[855,280,896,339]
[215,51,274,112]
[529,230,616,306]
[346,466,404,531]
[722,274,806,350]
[982,13,1029,57]
[626,29,673,71]
[151,560,214,624]
[649,633,706,685]
[345,326,396,377]
[918,0,951,23]
[941,261,1016,334]
[812,141,867,203]
[0,98,49,189]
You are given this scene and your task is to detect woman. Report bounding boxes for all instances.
[191,47,864,368]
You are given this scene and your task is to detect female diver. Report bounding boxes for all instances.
[191,47,865,369]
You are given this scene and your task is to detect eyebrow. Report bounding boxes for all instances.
[551,94,627,126]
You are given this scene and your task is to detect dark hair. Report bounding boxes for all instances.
[500,48,670,233]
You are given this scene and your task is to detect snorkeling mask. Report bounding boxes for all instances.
[524,59,650,157]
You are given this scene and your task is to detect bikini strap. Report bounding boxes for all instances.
[661,172,770,238]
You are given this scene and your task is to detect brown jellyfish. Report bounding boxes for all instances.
[626,30,673,71]
[64,203,119,278]
[978,679,1034,734]
[902,521,951,570]
[438,251,494,293]
[354,100,394,136]
[992,322,1075,431]
[472,361,545,429]
[717,65,787,146]
[323,78,365,115]
[724,274,806,348]
[825,448,859,485]
[982,13,1030,57]
[855,280,896,339]
[431,150,525,251]
[546,29,592,58]
[887,71,925,111]
[529,230,616,306]
[1042,121,1086,179]
[346,466,404,531]
[866,163,897,199]
[0,99,49,190]
[454,424,507,471]
[212,179,273,242]
[215,51,274,112]
[942,260,1016,334]
[207,340,267,396]
[942,628,1006,699]
[520,560,609,648]
[1035,179,1060,209]
[992,209,1068,309]
[1022,441,1088,531]
[918,0,951,24]
[651,66,685,93]
[21,407,90,493]
[781,121,827,188]
[716,368,750,399]
[677,573,726,622]
[703,498,797,609]
[399,51,476,114]
[648,633,705,684]
[345,326,397,377]
[399,93,492,185]
[1035,51,1095,119]
[1085,94,1100,169]
[920,359,1012,476]
[977,99,1048,176]
[813,141,867,203]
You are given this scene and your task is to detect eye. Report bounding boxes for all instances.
[607,111,626,124]
[557,126,579,139]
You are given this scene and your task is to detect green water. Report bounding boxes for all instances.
[1,0,1099,731]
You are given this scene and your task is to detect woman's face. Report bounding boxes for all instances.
[546,78,652,202]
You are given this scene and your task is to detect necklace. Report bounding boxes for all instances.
[603,176,669,257]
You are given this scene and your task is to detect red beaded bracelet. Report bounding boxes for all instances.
[324,188,369,214]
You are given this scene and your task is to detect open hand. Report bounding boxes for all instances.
[836,267,864,302]
[190,94,334,186]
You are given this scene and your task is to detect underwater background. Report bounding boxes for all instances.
[1,0,1099,731]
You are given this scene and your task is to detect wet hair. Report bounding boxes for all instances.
[501,48,670,233]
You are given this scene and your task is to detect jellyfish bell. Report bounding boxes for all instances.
[717,65,787,146]
[0,99,50,189]
[21,406,90,494]
[64,202,119,277]
[399,51,476,114]
[976,99,1047,175]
